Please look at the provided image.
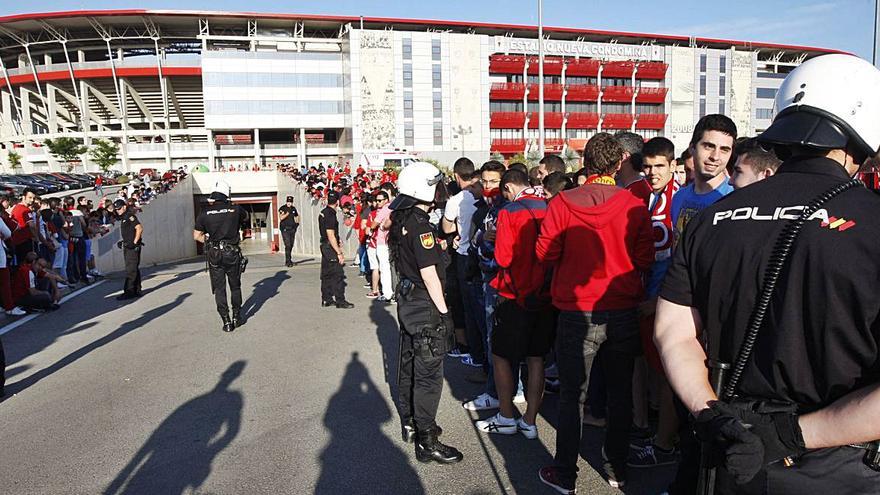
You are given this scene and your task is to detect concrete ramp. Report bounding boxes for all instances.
[94,178,197,274]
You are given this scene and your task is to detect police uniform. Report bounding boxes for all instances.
[390,161,462,464]
[195,197,249,331]
[662,156,880,493]
[119,209,142,298]
[318,203,349,306]
[279,197,299,266]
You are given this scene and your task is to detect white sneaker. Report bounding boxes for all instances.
[517,417,539,439]
[462,392,500,411]
[5,306,25,316]
[57,283,68,289]
[513,392,527,404]
[475,413,517,435]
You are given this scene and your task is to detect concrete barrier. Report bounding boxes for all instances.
[276,174,360,258]
[93,177,197,274]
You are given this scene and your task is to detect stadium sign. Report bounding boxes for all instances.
[494,36,665,61]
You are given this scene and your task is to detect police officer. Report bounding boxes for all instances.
[655,54,880,494]
[193,181,249,332]
[279,195,300,267]
[388,162,462,464]
[115,199,143,301]
[318,191,353,308]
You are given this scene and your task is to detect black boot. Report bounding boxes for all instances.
[415,428,462,464]
[232,310,245,328]
[402,419,443,443]
[221,313,234,333]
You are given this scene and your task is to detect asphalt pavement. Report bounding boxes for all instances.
[0,254,675,494]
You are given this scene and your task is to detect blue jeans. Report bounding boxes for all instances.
[455,254,485,365]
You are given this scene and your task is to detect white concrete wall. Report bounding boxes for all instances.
[275,174,359,258]
[191,171,279,195]
[93,177,197,274]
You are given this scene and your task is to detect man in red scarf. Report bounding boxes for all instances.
[630,136,682,469]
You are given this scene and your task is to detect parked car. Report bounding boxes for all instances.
[85,172,117,185]
[49,172,91,189]
[20,174,62,193]
[30,173,72,190]
[0,181,27,196]
[0,175,49,195]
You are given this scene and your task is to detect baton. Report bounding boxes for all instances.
[697,360,730,495]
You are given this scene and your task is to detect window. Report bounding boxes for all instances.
[433,122,443,146]
[700,75,706,96]
[699,98,706,118]
[700,54,707,72]
[405,122,414,147]
[432,65,442,86]
[403,63,412,89]
[720,55,727,73]
[402,38,412,60]
[404,97,413,119]
[433,92,442,118]
[431,39,441,61]
[719,76,726,96]
[756,108,774,120]
[719,99,726,115]
[756,87,777,99]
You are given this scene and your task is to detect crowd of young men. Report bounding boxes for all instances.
[407,114,786,493]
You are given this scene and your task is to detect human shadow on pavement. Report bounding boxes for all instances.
[140,268,202,295]
[240,270,291,318]
[315,352,423,495]
[4,293,191,397]
[369,299,401,396]
[104,360,245,495]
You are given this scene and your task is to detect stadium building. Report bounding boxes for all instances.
[0,10,839,172]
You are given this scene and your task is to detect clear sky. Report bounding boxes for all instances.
[1,0,875,60]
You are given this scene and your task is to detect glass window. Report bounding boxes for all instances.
[700,75,706,96]
[720,55,727,73]
[402,38,412,60]
[719,76,726,96]
[756,87,777,99]
[699,98,706,117]
[756,108,774,120]
[700,54,707,72]
[405,122,414,147]
[432,65,442,85]
[432,39,441,61]
[433,122,443,145]
[719,99,726,115]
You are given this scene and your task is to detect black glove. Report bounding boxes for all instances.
[116,240,123,249]
[716,401,807,465]
[694,402,765,485]
[439,311,454,335]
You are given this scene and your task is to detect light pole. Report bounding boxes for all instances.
[538,0,545,156]
[453,125,472,154]
[874,0,880,67]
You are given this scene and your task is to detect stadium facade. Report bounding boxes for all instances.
[0,10,838,172]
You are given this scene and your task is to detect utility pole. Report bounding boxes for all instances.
[538,0,545,157]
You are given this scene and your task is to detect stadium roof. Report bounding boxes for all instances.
[0,9,843,57]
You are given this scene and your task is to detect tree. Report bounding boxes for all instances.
[561,146,581,172]
[7,151,21,173]
[44,137,87,172]
[489,151,505,163]
[525,149,543,168]
[509,153,528,166]
[89,138,120,174]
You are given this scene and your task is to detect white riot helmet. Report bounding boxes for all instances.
[209,180,231,202]
[758,54,880,163]
[389,161,447,210]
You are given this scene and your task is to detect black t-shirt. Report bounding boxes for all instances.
[120,213,140,245]
[661,157,880,411]
[279,204,299,231]
[395,208,447,287]
[318,206,339,244]
[195,201,249,243]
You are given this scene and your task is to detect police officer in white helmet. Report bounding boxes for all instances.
[655,54,880,494]
[193,180,250,332]
[388,162,463,464]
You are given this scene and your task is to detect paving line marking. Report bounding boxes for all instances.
[0,280,106,337]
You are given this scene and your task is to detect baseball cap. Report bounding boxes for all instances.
[113,199,127,209]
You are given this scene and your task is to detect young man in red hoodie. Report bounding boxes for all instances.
[537,133,654,493]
